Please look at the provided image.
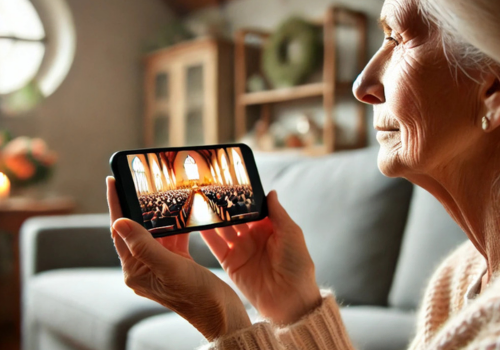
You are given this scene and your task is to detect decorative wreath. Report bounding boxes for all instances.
[262,17,322,89]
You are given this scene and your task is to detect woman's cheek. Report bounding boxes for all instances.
[391,85,428,168]
[401,123,425,168]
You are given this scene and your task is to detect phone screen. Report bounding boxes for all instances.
[122,145,262,236]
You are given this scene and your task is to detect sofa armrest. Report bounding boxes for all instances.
[20,214,120,285]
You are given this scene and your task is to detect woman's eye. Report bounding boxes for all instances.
[385,36,399,46]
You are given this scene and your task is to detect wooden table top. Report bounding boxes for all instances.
[0,196,77,213]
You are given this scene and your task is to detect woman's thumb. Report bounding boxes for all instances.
[113,218,170,267]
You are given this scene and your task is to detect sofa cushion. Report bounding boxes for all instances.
[341,306,416,350]
[126,308,261,350]
[127,312,205,350]
[28,268,169,350]
[388,186,466,310]
[29,267,248,350]
[256,147,413,306]
[126,305,415,350]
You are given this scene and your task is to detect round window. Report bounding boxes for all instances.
[0,0,75,102]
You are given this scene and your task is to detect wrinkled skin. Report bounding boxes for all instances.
[354,0,488,180]
[107,176,321,339]
[107,177,251,341]
[353,0,500,282]
[201,191,321,325]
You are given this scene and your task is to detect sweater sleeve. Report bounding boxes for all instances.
[274,292,355,350]
[199,323,284,350]
[200,291,355,350]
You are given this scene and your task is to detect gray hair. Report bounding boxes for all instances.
[419,0,499,80]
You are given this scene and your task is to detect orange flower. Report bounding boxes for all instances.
[3,137,30,157]
[4,154,36,180]
[0,136,57,183]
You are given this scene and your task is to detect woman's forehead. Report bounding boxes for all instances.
[381,0,421,30]
[380,0,434,37]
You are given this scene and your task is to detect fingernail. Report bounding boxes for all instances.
[113,220,132,238]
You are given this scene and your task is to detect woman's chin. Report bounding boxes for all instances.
[377,145,405,178]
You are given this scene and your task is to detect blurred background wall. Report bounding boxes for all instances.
[1,0,384,213]
[2,0,174,212]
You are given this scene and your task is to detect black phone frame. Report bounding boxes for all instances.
[110,143,268,237]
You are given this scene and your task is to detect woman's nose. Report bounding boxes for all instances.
[352,67,385,105]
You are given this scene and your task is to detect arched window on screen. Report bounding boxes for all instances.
[184,155,199,180]
[132,157,149,194]
[210,165,217,183]
[215,162,222,184]
[221,154,232,185]
[162,163,171,188]
[152,159,163,192]
[232,149,248,185]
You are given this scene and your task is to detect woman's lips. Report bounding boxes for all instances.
[375,126,400,132]
[376,127,401,143]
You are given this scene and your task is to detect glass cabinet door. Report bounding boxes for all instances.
[185,65,204,146]
[153,72,170,147]
[153,112,170,147]
[155,72,168,99]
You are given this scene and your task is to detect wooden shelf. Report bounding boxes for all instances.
[254,141,362,157]
[239,81,354,106]
[240,83,324,105]
[262,145,329,157]
[161,0,235,16]
[234,6,368,153]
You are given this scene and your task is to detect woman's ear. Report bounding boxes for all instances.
[483,77,500,132]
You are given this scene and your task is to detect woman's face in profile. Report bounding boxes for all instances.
[353,0,485,179]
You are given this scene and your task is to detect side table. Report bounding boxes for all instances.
[0,196,76,345]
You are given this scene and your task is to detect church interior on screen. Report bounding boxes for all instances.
[127,147,258,234]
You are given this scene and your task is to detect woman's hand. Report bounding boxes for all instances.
[201,191,321,325]
[106,177,251,341]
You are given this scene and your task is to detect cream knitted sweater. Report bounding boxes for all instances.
[204,241,500,350]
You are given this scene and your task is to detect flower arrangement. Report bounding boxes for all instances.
[0,131,57,187]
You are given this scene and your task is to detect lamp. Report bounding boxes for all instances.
[0,172,10,199]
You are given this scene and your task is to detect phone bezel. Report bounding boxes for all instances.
[110,143,268,237]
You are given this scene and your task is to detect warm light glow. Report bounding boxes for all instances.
[232,149,249,185]
[215,162,222,184]
[190,193,213,223]
[221,154,232,185]
[132,157,148,194]
[0,172,10,199]
[152,159,163,192]
[184,155,199,180]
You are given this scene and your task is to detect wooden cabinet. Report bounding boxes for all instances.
[234,7,368,154]
[143,38,234,147]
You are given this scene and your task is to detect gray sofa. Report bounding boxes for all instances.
[21,147,466,350]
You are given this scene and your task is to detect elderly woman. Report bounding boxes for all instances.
[106,0,500,348]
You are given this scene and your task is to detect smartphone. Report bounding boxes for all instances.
[110,143,268,237]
